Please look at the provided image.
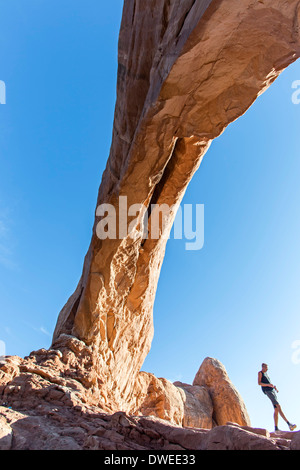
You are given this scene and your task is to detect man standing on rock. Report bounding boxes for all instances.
[258,363,296,432]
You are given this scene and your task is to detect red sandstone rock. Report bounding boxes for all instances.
[193,357,251,426]
[203,425,281,451]
[174,381,213,429]
[1,0,300,451]
[0,348,242,430]
[0,403,297,450]
[290,431,300,450]
[227,421,270,438]
[1,348,298,450]
[130,372,185,425]
[50,0,300,410]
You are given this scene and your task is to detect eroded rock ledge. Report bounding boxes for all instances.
[0,400,299,451]
[0,343,299,450]
[2,406,299,451]
[0,337,249,429]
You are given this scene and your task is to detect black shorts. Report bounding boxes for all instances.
[264,389,279,408]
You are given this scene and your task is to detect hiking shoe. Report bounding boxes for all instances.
[288,423,297,431]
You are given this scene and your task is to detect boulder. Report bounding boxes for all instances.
[193,357,251,426]
[174,381,213,429]
[203,424,281,451]
[131,372,185,425]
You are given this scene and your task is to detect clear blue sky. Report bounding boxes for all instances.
[1,1,300,432]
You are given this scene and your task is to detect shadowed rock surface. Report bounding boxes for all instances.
[0,403,299,450]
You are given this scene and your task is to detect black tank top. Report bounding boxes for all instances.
[260,371,273,393]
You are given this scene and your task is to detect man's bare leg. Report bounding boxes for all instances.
[274,404,296,431]
[274,406,279,429]
[276,404,289,424]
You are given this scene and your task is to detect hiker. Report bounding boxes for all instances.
[258,363,296,432]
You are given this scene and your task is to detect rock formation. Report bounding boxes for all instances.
[193,357,250,427]
[51,0,300,410]
[1,403,300,450]
[0,348,299,450]
[1,0,300,450]
[0,346,249,429]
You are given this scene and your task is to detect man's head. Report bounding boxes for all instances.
[261,363,268,372]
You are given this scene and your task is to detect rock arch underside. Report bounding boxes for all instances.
[1,0,300,450]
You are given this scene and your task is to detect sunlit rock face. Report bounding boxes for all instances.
[51,0,300,410]
[193,358,251,427]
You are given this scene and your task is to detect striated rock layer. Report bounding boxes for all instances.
[50,0,300,410]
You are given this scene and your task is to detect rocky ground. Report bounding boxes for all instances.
[1,404,299,451]
[0,340,299,451]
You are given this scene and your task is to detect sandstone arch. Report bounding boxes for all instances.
[50,0,300,409]
[1,1,300,444]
